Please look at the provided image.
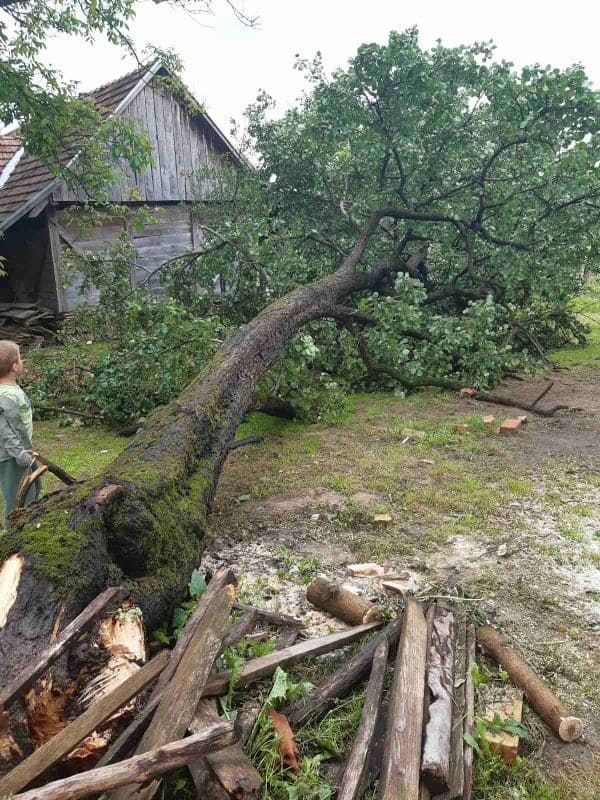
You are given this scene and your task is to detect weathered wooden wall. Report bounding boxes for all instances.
[0,216,59,310]
[53,82,226,204]
[54,205,196,310]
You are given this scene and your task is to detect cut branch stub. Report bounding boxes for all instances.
[306,576,382,625]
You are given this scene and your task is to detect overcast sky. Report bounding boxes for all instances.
[43,0,600,142]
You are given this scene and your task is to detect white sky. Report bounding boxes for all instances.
[43,0,600,142]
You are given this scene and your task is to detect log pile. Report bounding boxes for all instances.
[0,568,584,800]
[0,303,59,346]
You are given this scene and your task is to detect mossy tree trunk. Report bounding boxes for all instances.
[0,213,390,702]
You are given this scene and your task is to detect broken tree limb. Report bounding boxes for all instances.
[16,465,48,509]
[283,617,402,726]
[111,579,236,800]
[421,608,455,795]
[437,619,466,800]
[306,576,382,625]
[0,586,127,710]
[378,599,428,800]
[472,389,573,418]
[203,622,381,697]
[337,638,389,800]
[227,435,264,452]
[232,602,305,629]
[97,570,237,769]
[12,723,238,800]
[0,649,170,798]
[463,625,476,800]
[476,625,583,742]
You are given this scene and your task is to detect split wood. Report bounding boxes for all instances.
[97,568,237,769]
[418,607,435,800]
[284,617,403,726]
[476,625,582,741]
[12,723,237,800]
[421,608,456,795]
[203,622,381,697]
[379,599,428,800]
[222,610,258,648]
[306,576,382,625]
[0,586,127,710]
[232,602,305,629]
[112,571,236,800]
[0,649,170,798]
[436,619,466,800]
[463,625,476,800]
[337,638,389,800]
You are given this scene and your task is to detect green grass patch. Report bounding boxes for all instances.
[550,284,600,368]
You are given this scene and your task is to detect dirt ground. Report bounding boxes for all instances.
[203,367,600,798]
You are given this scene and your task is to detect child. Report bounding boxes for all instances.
[0,340,45,524]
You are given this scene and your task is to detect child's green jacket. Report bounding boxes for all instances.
[0,394,35,467]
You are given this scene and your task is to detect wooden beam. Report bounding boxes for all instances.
[284,617,402,726]
[378,599,428,800]
[437,619,467,800]
[337,638,389,800]
[12,723,237,800]
[0,650,170,798]
[202,623,381,698]
[463,625,476,800]
[111,573,236,800]
[222,611,257,648]
[476,625,582,741]
[421,608,455,794]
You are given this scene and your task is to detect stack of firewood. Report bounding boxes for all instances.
[0,570,583,800]
[0,302,59,346]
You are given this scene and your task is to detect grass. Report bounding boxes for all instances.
[550,284,600,367]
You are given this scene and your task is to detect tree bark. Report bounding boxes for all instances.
[0,213,389,715]
[476,625,582,742]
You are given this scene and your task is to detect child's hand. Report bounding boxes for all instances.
[30,451,48,466]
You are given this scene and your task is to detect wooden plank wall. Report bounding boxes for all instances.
[54,81,224,204]
[56,205,194,310]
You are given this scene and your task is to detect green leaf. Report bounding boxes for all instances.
[151,629,170,644]
[463,732,481,754]
[188,568,207,598]
[267,666,291,704]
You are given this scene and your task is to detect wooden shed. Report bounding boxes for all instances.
[0,61,240,312]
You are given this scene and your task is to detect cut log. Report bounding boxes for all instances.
[203,622,381,697]
[337,638,389,800]
[421,608,455,795]
[222,611,258,648]
[306,576,382,625]
[378,599,428,800]
[436,619,466,800]
[232,602,305,629]
[462,625,476,800]
[12,723,238,800]
[284,617,402,726]
[0,650,170,798]
[96,569,237,769]
[476,625,582,741]
[482,688,523,764]
[111,578,236,800]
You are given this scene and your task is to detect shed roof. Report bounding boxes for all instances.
[0,133,21,172]
[0,62,239,231]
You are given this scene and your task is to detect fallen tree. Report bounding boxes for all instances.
[1,30,599,748]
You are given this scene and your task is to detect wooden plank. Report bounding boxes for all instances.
[463,625,476,800]
[337,638,389,800]
[437,620,466,800]
[127,93,150,200]
[0,650,170,798]
[162,93,179,198]
[153,91,172,200]
[46,210,66,313]
[222,611,257,648]
[143,85,161,201]
[378,599,428,800]
[97,569,237,769]
[284,617,402,726]
[203,622,381,698]
[421,608,455,794]
[13,724,237,800]
[0,586,126,709]
[111,575,236,800]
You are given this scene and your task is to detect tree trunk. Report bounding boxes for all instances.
[0,216,385,706]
